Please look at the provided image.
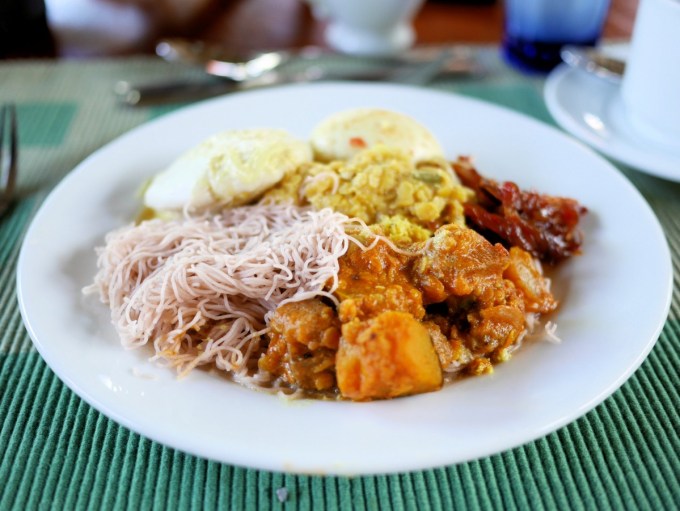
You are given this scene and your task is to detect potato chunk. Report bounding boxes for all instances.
[336,311,443,400]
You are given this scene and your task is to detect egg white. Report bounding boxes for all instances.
[311,108,444,163]
[144,128,312,211]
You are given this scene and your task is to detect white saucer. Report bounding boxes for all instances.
[544,63,680,182]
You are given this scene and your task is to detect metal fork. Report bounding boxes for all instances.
[0,103,18,218]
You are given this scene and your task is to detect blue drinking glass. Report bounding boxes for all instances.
[503,0,612,73]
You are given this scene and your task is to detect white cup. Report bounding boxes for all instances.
[311,0,424,56]
[620,0,680,151]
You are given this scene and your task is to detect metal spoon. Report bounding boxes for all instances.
[156,38,290,81]
[156,38,480,79]
[115,40,295,106]
[560,46,626,82]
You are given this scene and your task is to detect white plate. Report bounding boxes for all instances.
[17,82,672,475]
[544,63,680,182]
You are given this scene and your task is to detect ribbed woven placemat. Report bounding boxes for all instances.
[0,53,678,510]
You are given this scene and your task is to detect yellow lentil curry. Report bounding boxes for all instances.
[264,145,473,244]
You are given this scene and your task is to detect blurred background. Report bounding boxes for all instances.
[1,0,639,60]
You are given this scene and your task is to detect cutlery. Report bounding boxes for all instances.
[0,103,18,219]
[155,38,474,73]
[560,46,626,82]
[116,39,479,106]
[117,49,459,107]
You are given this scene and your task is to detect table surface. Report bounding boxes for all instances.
[0,45,678,510]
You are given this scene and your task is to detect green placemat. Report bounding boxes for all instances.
[0,52,678,510]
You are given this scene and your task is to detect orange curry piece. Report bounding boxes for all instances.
[258,300,341,392]
[260,225,557,401]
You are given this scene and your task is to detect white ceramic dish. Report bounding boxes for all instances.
[544,63,680,183]
[17,82,672,475]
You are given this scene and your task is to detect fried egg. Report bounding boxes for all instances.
[311,108,444,163]
[144,128,312,211]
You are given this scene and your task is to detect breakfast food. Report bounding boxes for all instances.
[143,128,311,213]
[311,108,445,163]
[86,108,586,401]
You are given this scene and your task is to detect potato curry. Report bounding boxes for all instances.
[258,147,584,401]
